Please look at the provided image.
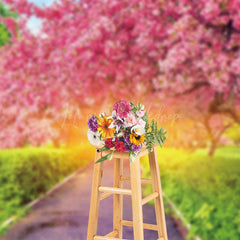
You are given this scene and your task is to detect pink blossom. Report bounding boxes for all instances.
[136,110,145,117]
[125,113,137,127]
[0,0,240,148]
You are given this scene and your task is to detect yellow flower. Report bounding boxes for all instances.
[97,116,115,138]
[130,133,146,145]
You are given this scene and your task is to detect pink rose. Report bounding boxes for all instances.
[125,113,137,127]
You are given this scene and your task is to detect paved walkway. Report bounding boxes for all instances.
[6,160,185,240]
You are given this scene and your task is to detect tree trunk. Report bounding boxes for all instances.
[208,140,217,156]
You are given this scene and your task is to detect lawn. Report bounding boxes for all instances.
[142,146,240,240]
[0,143,94,235]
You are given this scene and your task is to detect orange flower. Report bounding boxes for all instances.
[97,117,115,138]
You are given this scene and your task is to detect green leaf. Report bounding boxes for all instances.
[131,104,138,115]
[144,114,149,132]
[155,135,162,147]
[142,111,148,122]
[95,151,113,164]
[136,101,140,110]
[150,119,154,130]
[98,145,110,152]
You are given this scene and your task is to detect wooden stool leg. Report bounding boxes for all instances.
[113,158,123,238]
[130,156,144,240]
[149,147,168,240]
[87,151,104,240]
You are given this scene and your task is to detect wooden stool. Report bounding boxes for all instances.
[87,146,168,240]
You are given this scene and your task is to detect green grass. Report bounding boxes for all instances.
[142,146,240,240]
[0,144,94,235]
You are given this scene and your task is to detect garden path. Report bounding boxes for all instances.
[6,160,185,240]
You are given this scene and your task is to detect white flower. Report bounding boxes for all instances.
[108,110,124,132]
[108,121,115,129]
[131,125,145,135]
[107,111,114,120]
[99,112,106,118]
[116,131,125,137]
[112,110,117,118]
[87,129,102,146]
[108,111,116,128]
[140,104,144,110]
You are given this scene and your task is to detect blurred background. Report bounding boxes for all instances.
[0,0,239,239]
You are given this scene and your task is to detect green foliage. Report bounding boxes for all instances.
[133,101,167,158]
[130,101,140,115]
[0,23,10,46]
[98,145,110,152]
[144,115,167,154]
[225,123,240,145]
[0,1,17,47]
[142,147,240,240]
[95,151,113,163]
[0,146,89,234]
[0,2,17,18]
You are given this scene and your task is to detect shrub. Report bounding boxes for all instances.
[225,124,240,146]
[0,144,94,231]
[141,147,240,240]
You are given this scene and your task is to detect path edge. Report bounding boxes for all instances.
[0,160,93,233]
[163,192,202,240]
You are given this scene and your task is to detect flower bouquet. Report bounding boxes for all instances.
[87,100,167,163]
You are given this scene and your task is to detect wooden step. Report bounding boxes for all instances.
[121,220,158,231]
[120,175,152,184]
[142,192,159,205]
[99,186,132,195]
[105,230,117,237]
[99,192,112,200]
[94,236,126,240]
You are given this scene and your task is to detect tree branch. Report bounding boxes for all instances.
[209,85,240,124]
[175,81,210,96]
[215,123,232,142]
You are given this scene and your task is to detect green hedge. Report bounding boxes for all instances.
[225,123,240,145]
[142,147,240,240]
[0,146,91,233]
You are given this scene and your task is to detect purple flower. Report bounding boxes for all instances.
[124,145,130,152]
[113,100,131,119]
[132,144,141,152]
[114,119,124,127]
[125,135,131,146]
[88,115,99,132]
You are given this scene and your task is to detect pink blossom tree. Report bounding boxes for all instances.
[0,0,240,148]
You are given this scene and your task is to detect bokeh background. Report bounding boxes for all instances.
[0,0,240,239]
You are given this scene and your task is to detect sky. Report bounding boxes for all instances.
[27,0,56,34]
[28,0,56,7]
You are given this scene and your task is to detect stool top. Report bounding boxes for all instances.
[95,144,156,160]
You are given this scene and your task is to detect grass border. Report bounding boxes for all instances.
[0,161,92,235]
[163,191,202,240]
